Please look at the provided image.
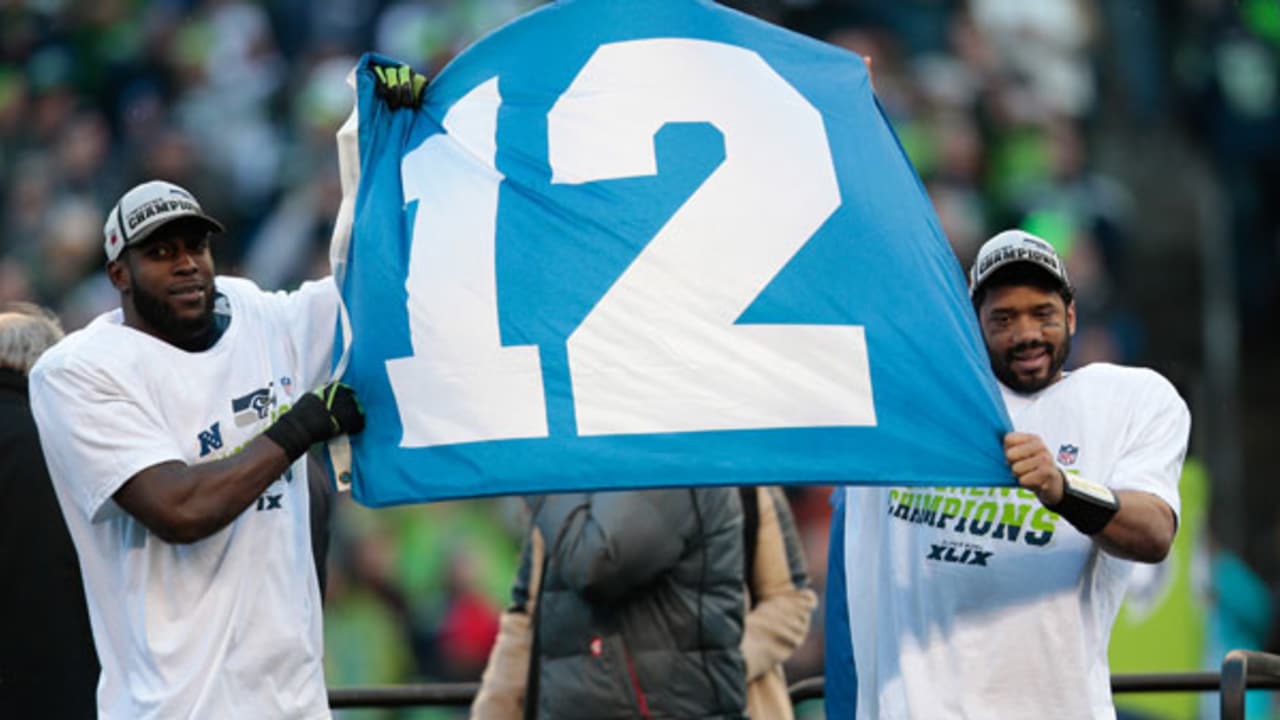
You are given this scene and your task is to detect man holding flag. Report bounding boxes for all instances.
[826,230,1190,719]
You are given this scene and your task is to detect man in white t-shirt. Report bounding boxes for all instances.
[28,179,365,720]
[829,229,1190,719]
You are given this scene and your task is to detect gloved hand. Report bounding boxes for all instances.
[373,63,427,110]
[264,382,366,461]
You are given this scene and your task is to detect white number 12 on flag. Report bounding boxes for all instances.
[386,39,876,448]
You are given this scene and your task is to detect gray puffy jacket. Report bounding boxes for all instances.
[519,489,747,720]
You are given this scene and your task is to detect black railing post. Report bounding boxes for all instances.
[1219,649,1280,720]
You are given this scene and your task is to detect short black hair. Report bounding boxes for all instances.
[972,262,1075,312]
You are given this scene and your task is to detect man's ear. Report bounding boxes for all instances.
[1066,300,1077,336]
[107,258,130,293]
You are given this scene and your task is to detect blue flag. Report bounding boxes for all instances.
[331,0,1012,507]
[824,490,858,717]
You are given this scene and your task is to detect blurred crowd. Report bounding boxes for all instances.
[0,0,541,327]
[2,0,1278,718]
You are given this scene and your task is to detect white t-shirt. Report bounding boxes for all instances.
[29,276,339,720]
[842,363,1190,720]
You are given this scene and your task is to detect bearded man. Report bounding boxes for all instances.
[827,229,1190,720]
[29,179,365,719]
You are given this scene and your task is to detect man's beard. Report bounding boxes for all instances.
[131,277,216,351]
[989,334,1072,394]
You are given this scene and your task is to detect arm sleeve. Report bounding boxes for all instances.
[535,490,692,602]
[29,358,184,523]
[742,487,817,681]
[277,277,340,389]
[1107,373,1191,523]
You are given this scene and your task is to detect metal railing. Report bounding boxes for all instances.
[1220,650,1280,719]
[330,682,478,708]
[328,650,1280,719]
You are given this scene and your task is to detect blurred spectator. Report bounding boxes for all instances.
[242,159,344,289]
[0,302,97,718]
[968,0,1099,120]
[1015,115,1136,283]
[34,197,100,305]
[3,152,55,271]
[241,54,352,288]
[1174,0,1280,341]
[1011,117,1147,365]
[26,44,79,146]
[781,486,834,682]
[739,486,818,720]
[432,550,502,682]
[470,490,748,720]
[1097,0,1170,126]
[54,109,121,209]
[375,2,486,77]
[171,1,286,215]
[326,497,519,719]
[924,109,989,263]
[325,521,420,720]
[0,67,27,183]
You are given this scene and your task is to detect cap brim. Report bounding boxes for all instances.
[970,259,1067,297]
[125,213,225,249]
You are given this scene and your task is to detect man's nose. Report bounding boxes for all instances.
[174,250,199,273]
[1010,315,1041,343]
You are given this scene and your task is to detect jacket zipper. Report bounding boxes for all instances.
[622,645,653,720]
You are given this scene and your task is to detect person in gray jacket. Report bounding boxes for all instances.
[471,488,748,720]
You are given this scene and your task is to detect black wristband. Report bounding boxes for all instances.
[263,393,333,462]
[1046,472,1120,535]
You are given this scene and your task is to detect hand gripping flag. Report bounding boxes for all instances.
[329,0,1013,507]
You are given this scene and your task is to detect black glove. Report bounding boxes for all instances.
[373,63,426,110]
[264,382,366,461]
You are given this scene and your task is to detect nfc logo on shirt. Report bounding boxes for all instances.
[198,422,223,458]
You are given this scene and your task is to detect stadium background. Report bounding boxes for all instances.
[1,0,1277,718]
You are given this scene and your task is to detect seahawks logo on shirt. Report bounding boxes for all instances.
[232,384,275,427]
